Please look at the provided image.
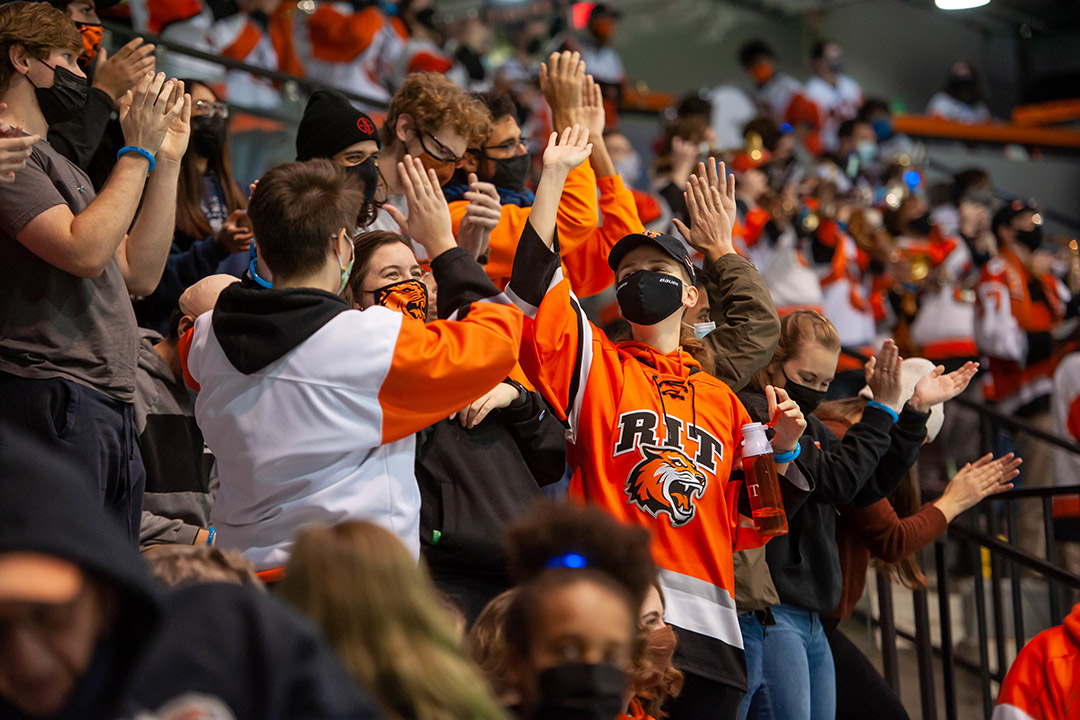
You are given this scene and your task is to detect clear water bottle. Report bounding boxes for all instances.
[740,422,789,537]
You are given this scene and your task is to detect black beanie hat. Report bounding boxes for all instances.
[296,89,381,161]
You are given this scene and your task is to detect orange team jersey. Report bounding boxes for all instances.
[506,221,776,684]
[992,601,1080,720]
[448,161,599,290]
[562,172,645,297]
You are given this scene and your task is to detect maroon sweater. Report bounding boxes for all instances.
[822,418,949,619]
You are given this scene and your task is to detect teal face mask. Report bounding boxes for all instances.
[335,230,355,295]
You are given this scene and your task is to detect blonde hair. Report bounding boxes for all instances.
[750,310,840,393]
[280,522,508,720]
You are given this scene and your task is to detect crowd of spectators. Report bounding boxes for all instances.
[2,1,1079,720]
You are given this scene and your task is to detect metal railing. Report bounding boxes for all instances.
[839,347,1080,720]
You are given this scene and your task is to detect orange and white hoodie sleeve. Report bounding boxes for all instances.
[506,221,600,443]
[553,161,601,256]
[563,172,644,297]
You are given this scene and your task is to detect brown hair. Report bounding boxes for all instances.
[467,588,519,703]
[175,80,247,241]
[143,544,263,590]
[342,230,413,307]
[381,72,491,149]
[0,2,82,96]
[280,522,508,720]
[631,584,684,718]
[247,159,364,281]
[814,397,929,589]
[749,310,841,393]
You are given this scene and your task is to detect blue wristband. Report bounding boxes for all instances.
[866,400,900,423]
[773,442,802,465]
[206,527,216,546]
[116,146,155,174]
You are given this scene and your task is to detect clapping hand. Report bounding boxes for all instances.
[935,452,1020,521]
[864,339,903,412]
[119,73,185,158]
[458,172,501,260]
[384,155,457,259]
[0,104,36,183]
[909,361,979,413]
[92,38,156,105]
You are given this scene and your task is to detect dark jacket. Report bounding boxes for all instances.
[134,229,232,336]
[0,426,381,720]
[701,252,782,392]
[418,245,568,622]
[758,398,929,615]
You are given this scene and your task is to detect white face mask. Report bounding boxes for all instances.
[613,151,642,186]
[693,321,716,339]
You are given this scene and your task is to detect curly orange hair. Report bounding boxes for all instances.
[381,72,491,148]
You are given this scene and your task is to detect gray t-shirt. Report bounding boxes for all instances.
[0,137,138,402]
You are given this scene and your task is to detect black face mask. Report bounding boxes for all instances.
[29,61,88,125]
[191,115,227,159]
[781,369,827,416]
[525,37,543,55]
[346,157,379,208]
[1015,225,1043,253]
[907,212,933,237]
[534,662,628,720]
[489,152,529,191]
[414,6,437,30]
[616,270,685,326]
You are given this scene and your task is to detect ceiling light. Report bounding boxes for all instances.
[936,0,990,9]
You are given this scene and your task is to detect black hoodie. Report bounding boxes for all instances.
[0,427,162,720]
[0,427,382,720]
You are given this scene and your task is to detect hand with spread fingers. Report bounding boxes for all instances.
[92,37,156,105]
[541,124,592,175]
[458,172,502,260]
[673,159,737,262]
[934,452,1020,521]
[384,154,457,259]
[118,73,186,157]
[909,360,979,413]
[539,50,585,132]
[767,385,807,454]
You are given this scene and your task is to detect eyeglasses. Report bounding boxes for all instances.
[193,100,229,119]
[481,136,530,156]
[419,131,465,164]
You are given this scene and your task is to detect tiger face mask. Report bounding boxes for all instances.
[372,278,428,321]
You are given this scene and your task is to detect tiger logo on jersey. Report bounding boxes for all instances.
[625,445,708,527]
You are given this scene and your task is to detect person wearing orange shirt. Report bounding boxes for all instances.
[993,598,1080,720]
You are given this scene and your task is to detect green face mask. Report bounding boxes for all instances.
[336,236,355,295]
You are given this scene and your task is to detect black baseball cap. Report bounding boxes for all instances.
[608,230,697,284]
[991,198,1039,235]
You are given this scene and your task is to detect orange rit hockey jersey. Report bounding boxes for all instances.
[506,221,791,688]
[992,601,1080,720]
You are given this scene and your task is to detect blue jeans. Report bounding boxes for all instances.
[737,612,774,720]
[751,604,835,720]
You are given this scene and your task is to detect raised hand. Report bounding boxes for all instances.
[119,73,185,156]
[215,208,254,254]
[864,339,903,411]
[909,360,979,413]
[701,157,737,224]
[156,83,191,163]
[934,452,1019,521]
[669,135,700,187]
[458,172,501,260]
[575,74,605,140]
[92,37,156,105]
[451,382,521,429]
[541,124,592,175]
[539,50,585,131]
[767,385,807,453]
[672,170,735,262]
[384,154,456,259]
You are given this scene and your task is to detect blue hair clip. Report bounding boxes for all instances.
[546,552,588,570]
